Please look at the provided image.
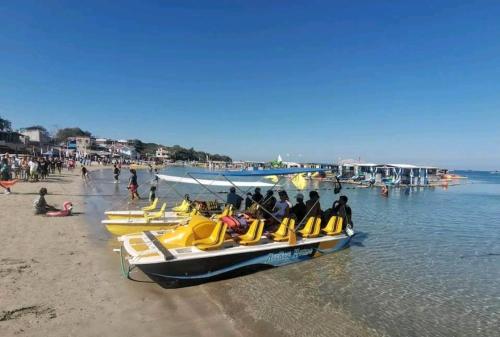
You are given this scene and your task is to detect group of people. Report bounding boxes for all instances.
[227,187,353,231]
[1,154,66,183]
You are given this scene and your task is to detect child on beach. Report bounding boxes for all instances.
[149,185,156,202]
[34,188,57,215]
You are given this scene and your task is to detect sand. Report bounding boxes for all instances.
[0,169,244,337]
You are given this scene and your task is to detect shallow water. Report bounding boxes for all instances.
[84,168,499,337]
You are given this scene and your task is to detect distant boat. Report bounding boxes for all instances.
[490,171,500,174]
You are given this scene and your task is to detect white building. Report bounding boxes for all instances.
[20,127,51,144]
[155,147,170,159]
[75,136,92,155]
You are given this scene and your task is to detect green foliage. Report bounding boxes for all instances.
[55,127,91,142]
[127,141,232,162]
[0,116,12,131]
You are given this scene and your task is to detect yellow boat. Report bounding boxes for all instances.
[103,202,232,236]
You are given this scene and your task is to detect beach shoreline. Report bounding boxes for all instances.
[0,169,245,337]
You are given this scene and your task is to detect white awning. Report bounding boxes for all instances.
[156,174,276,187]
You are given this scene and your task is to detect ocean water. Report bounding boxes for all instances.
[84,168,500,337]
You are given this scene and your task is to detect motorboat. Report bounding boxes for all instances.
[118,168,354,287]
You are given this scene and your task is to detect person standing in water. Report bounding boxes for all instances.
[113,164,120,183]
[381,185,389,197]
[81,165,88,180]
[128,169,140,200]
[149,185,157,202]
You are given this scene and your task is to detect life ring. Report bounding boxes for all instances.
[46,201,73,217]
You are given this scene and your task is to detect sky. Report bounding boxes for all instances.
[1,1,499,169]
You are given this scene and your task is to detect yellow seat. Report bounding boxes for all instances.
[142,198,158,211]
[238,220,265,245]
[193,221,228,250]
[145,203,167,221]
[307,217,322,238]
[271,218,296,242]
[322,216,343,235]
[173,200,190,213]
[298,217,315,237]
[212,205,233,220]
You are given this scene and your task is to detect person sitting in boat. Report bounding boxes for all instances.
[252,187,263,205]
[244,192,253,210]
[261,189,277,219]
[290,193,307,225]
[272,191,291,222]
[34,187,57,215]
[305,190,322,219]
[226,187,243,210]
[332,195,353,231]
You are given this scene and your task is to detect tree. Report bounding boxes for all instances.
[0,116,12,131]
[55,127,91,142]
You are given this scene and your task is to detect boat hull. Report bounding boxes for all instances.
[136,236,351,286]
[105,211,180,220]
[105,223,177,236]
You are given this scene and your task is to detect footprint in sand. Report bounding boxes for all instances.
[0,305,56,322]
[0,258,31,277]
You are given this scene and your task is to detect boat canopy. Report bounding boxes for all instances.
[156,174,275,187]
[187,167,326,177]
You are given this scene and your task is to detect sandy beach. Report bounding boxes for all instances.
[0,169,243,337]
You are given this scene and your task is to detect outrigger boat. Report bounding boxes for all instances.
[104,198,182,220]
[118,168,354,287]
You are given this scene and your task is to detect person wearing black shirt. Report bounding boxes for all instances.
[226,187,243,210]
[252,187,263,205]
[113,164,120,183]
[332,195,353,230]
[290,193,307,225]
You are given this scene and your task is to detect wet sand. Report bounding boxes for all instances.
[0,169,243,337]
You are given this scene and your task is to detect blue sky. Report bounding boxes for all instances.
[1,1,499,169]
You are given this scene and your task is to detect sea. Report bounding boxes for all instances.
[84,168,499,337]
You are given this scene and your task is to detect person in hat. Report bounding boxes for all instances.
[290,193,307,225]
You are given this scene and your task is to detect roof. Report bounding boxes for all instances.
[387,164,438,169]
[188,167,326,177]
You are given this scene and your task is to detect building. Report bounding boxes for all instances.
[76,136,92,155]
[0,130,26,153]
[20,126,51,145]
[155,147,170,159]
